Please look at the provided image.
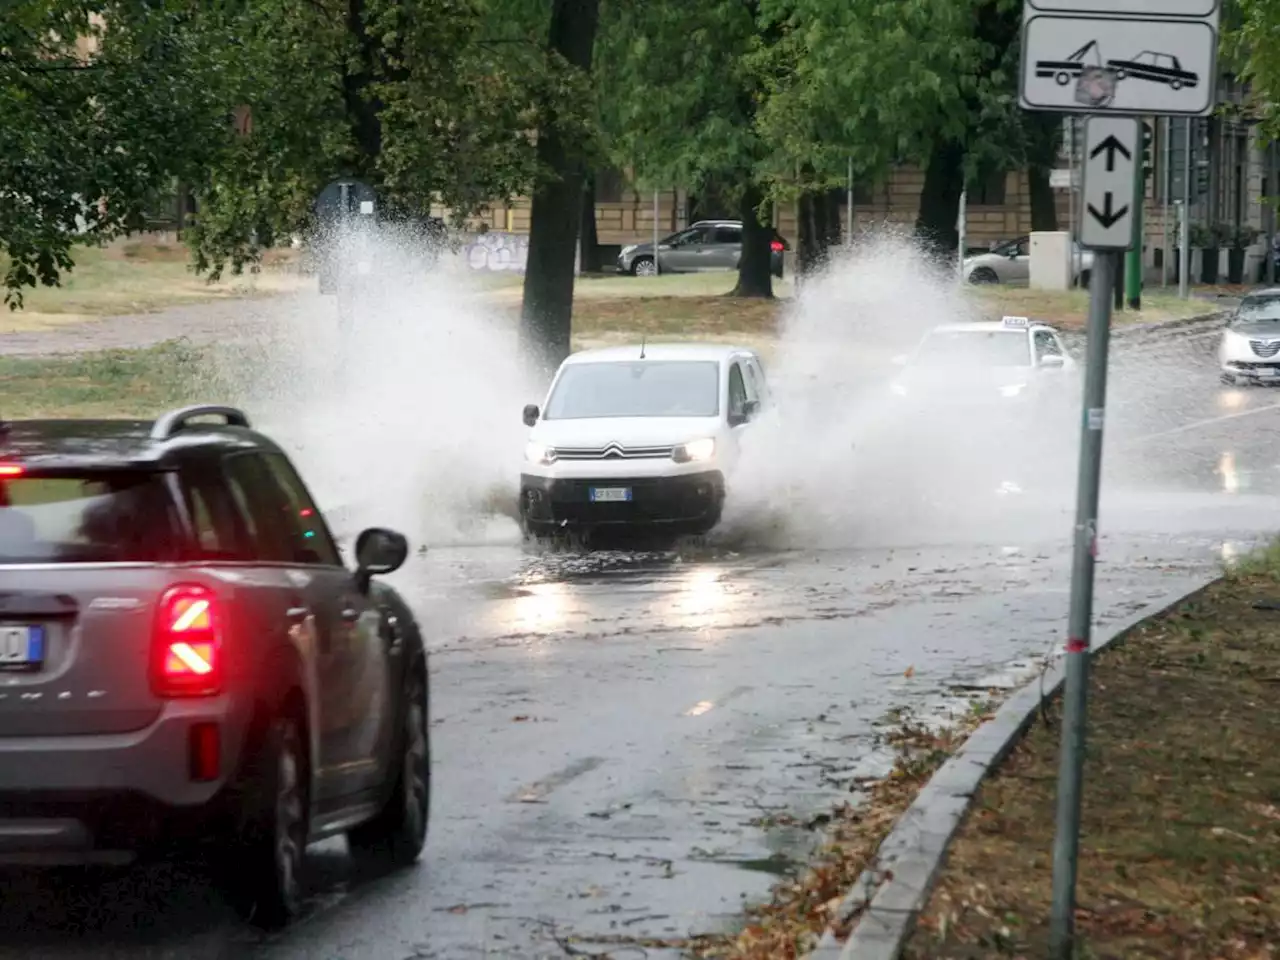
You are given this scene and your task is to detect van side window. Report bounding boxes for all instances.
[728,363,748,420]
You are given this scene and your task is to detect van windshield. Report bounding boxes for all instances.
[543,360,721,419]
[0,471,179,564]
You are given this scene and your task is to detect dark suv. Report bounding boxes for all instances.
[0,405,429,927]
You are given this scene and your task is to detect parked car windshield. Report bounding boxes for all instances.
[912,331,1032,368]
[0,471,179,564]
[543,360,721,419]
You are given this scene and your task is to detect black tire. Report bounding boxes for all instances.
[224,713,309,929]
[968,267,999,285]
[347,671,430,868]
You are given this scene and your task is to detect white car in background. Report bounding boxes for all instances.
[1219,288,1280,384]
[889,316,1077,415]
[964,236,1095,287]
[518,343,770,538]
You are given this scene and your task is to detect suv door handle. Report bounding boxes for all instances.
[339,607,360,623]
[286,606,309,621]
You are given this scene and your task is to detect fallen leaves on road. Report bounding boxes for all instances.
[682,705,994,959]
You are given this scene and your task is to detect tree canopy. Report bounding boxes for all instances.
[1,2,229,304]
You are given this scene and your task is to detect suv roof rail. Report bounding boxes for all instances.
[151,404,251,440]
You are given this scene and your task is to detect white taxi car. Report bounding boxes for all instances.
[1218,288,1280,384]
[889,316,1076,412]
[518,344,769,537]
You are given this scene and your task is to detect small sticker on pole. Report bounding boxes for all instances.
[1087,407,1105,430]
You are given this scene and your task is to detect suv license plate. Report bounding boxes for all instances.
[0,625,45,671]
[590,487,632,503]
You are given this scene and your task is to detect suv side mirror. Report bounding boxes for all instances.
[1040,354,1065,368]
[743,399,760,420]
[354,527,408,590]
[522,404,540,427]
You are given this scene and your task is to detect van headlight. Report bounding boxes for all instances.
[621,244,638,256]
[1000,383,1027,398]
[672,438,715,463]
[524,441,556,465]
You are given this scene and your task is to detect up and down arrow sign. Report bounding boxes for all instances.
[1080,118,1140,251]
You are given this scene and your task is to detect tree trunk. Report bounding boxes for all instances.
[578,173,602,274]
[1026,113,1062,232]
[519,0,601,379]
[730,183,774,298]
[916,139,966,260]
[1028,167,1057,232]
[797,191,819,277]
[797,188,844,277]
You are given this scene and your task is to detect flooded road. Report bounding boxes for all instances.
[5,315,1280,959]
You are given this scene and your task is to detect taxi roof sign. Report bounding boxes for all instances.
[1002,315,1030,328]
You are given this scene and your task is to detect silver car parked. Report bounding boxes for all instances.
[964,235,1094,287]
[617,219,787,278]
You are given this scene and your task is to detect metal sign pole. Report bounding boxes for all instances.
[652,190,660,276]
[1048,113,1139,959]
[1049,248,1115,957]
[1180,118,1193,298]
[957,188,968,284]
[847,156,855,248]
[1161,117,1171,287]
[1018,6,1220,956]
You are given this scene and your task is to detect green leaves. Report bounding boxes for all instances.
[1,1,236,305]
[3,0,561,300]
[1229,0,1280,136]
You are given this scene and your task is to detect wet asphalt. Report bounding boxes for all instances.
[5,312,1280,959]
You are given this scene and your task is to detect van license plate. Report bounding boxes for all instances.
[590,487,632,503]
[0,625,45,671]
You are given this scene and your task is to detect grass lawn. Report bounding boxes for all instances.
[903,551,1280,959]
[0,240,306,333]
[966,285,1215,332]
[0,341,212,419]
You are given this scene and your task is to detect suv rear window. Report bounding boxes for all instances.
[0,471,178,564]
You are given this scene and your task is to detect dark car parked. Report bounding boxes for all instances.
[616,220,789,278]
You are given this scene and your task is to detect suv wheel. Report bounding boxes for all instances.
[631,256,657,277]
[225,714,309,929]
[347,672,430,867]
[968,267,999,284]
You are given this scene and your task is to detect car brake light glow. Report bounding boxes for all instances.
[770,240,783,252]
[152,585,222,698]
[0,464,24,477]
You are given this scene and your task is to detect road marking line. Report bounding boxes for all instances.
[508,756,605,803]
[1127,401,1280,445]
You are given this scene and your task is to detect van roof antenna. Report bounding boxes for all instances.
[639,336,646,359]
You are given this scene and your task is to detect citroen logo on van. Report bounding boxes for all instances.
[602,443,624,459]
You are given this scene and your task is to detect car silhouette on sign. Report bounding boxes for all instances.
[1106,51,1198,90]
[1037,40,1102,86]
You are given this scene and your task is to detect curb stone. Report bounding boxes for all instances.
[802,576,1218,960]
[1112,309,1226,338]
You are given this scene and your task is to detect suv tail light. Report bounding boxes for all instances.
[151,584,222,698]
[770,240,784,253]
